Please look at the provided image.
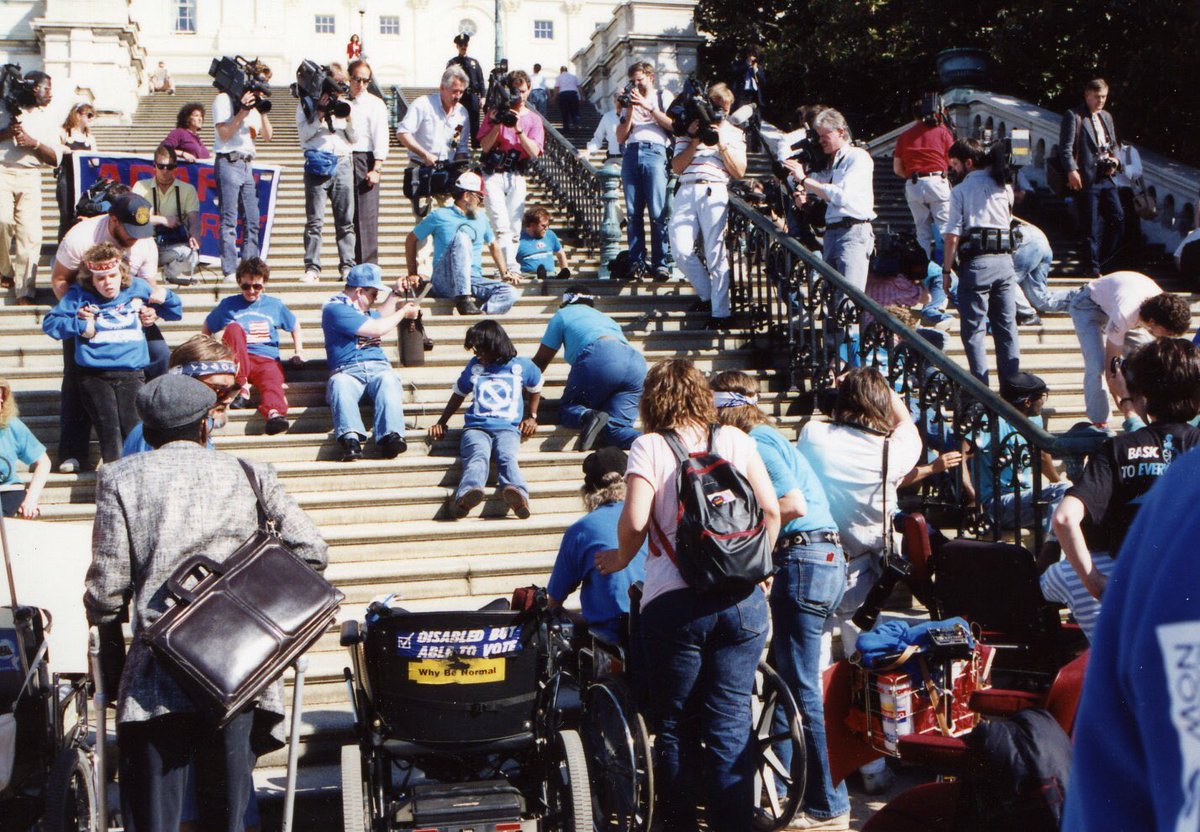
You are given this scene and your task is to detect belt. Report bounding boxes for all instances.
[826,217,870,230]
[678,178,727,187]
[216,151,254,163]
[627,141,667,149]
[775,530,842,551]
[909,171,945,183]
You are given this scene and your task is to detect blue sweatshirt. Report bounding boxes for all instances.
[43,279,183,370]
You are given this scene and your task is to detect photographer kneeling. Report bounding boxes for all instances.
[668,82,746,330]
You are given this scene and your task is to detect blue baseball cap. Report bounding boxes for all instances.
[345,263,391,297]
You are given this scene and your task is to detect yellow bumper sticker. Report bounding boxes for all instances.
[409,657,507,685]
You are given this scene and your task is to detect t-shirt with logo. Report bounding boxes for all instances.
[516,229,562,273]
[42,278,184,370]
[453,356,544,434]
[205,294,298,360]
[321,294,388,371]
[1067,422,1200,555]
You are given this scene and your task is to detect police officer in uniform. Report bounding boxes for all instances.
[447,34,486,149]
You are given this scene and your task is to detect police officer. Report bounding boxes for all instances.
[942,138,1021,386]
[447,34,486,149]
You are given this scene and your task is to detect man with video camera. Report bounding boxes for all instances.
[0,69,62,304]
[615,62,673,281]
[212,58,273,283]
[1059,78,1123,278]
[295,61,356,283]
[447,34,487,149]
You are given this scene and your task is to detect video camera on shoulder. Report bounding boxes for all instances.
[981,127,1031,185]
[771,127,831,181]
[209,55,272,113]
[291,59,351,123]
[915,92,946,127]
[666,77,724,147]
[0,64,38,133]
[484,60,521,128]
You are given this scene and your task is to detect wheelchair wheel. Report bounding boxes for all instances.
[751,662,805,832]
[546,729,593,832]
[582,676,653,832]
[341,744,370,832]
[43,747,97,832]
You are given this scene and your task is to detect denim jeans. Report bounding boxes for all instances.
[921,270,959,325]
[430,230,519,314]
[1012,225,1062,314]
[622,142,670,272]
[822,223,874,294]
[559,337,646,449]
[457,427,525,499]
[957,253,1021,385]
[326,360,406,441]
[989,480,1071,538]
[215,155,260,276]
[820,551,882,670]
[1079,179,1124,273]
[528,89,548,115]
[641,587,769,832]
[770,543,850,819]
[303,154,357,276]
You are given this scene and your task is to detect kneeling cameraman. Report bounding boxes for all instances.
[479,70,544,274]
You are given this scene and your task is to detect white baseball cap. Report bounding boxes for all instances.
[455,170,485,195]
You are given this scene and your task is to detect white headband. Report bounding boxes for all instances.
[714,391,759,409]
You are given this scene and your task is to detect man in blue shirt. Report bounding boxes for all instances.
[321,263,420,461]
[403,169,520,316]
[515,206,569,277]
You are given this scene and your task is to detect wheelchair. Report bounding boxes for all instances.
[339,589,592,832]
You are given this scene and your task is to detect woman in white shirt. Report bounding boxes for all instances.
[597,358,780,832]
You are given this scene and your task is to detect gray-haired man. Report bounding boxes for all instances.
[396,66,471,167]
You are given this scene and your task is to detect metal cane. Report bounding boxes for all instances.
[281,655,309,832]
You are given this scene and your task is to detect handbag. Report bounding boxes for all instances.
[1131,177,1158,220]
[144,460,343,727]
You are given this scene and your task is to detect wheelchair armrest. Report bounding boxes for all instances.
[340,619,361,647]
[895,734,969,775]
[968,688,1043,717]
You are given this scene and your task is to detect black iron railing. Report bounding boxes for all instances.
[387,86,407,133]
[530,120,607,252]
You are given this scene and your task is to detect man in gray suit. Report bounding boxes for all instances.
[85,374,328,832]
[1059,78,1124,277]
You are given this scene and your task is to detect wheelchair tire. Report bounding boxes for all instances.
[751,662,805,832]
[548,729,593,832]
[341,744,370,832]
[43,747,97,832]
[581,676,653,832]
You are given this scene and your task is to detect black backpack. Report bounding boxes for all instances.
[649,426,773,596]
[953,708,1072,832]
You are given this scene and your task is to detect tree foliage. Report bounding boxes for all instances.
[696,0,1200,164]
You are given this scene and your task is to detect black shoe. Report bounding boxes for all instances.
[555,267,572,280]
[536,265,548,280]
[455,295,484,315]
[1016,311,1042,326]
[377,432,408,459]
[704,316,734,331]
[339,436,363,462]
[264,415,289,435]
[502,485,532,519]
[652,266,673,282]
[689,298,712,314]
[454,488,485,519]
[578,410,609,451]
[230,393,253,410]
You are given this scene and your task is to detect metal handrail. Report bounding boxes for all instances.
[387,85,407,133]
[530,119,607,251]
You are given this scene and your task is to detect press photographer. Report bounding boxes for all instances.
[293,60,356,283]
[479,69,544,274]
[614,61,673,281]
[0,67,62,303]
[1059,78,1123,277]
[211,56,273,283]
[668,81,746,330]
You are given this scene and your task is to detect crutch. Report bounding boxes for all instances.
[281,655,309,832]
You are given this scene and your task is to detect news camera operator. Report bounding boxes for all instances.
[615,62,673,281]
[447,34,486,149]
[893,94,954,260]
[783,108,876,293]
[479,69,544,275]
[212,57,273,283]
[295,61,357,283]
[668,82,746,330]
[348,59,389,265]
[0,69,63,304]
[1059,78,1123,277]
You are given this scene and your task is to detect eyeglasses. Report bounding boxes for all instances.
[351,77,371,84]
[239,283,264,291]
[203,380,242,403]
[155,163,176,170]
[80,111,95,118]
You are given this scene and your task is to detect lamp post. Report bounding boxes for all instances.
[358,0,367,53]
[494,0,503,67]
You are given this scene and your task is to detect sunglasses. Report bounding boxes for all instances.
[351,77,371,84]
[203,380,242,403]
[239,282,265,291]
[155,163,176,170]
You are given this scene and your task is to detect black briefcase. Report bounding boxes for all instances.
[144,460,342,727]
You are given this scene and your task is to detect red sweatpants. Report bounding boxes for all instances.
[222,323,289,418]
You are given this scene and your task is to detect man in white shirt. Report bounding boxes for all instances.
[554,66,581,131]
[528,63,549,115]
[616,62,674,281]
[580,91,624,163]
[348,59,389,265]
[396,67,470,167]
[0,70,63,303]
[213,61,273,282]
[297,64,357,283]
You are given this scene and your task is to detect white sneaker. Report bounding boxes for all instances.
[57,458,80,474]
[785,812,851,831]
[300,269,320,283]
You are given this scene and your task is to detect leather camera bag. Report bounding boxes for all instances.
[144,460,343,727]
[398,288,427,367]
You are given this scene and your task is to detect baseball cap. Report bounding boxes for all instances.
[582,447,628,491]
[454,170,485,195]
[999,371,1049,404]
[136,375,217,431]
[109,193,155,240]
[345,263,391,298]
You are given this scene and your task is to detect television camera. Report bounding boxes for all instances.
[0,64,38,134]
[208,55,272,113]
[483,60,521,128]
[291,59,351,123]
[667,77,725,146]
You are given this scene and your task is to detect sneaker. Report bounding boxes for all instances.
[652,266,673,282]
[502,485,531,519]
[221,273,237,284]
[859,763,896,795]
[58,458,80,474]
[784,812,851,830]
[1016,311,1042,326]
[536,265,548,280]
[377,432,408,459]
[339,435,363,462]
[264,414,289,435]
[578,410,609,452]
[300,269,320,284]
[455,295,484,315]
[229,393,253,410]
[454,488,485,519]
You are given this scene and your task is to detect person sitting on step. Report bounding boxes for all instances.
[516,205,570,279]
[428,320,543,520]
[403,169,521,316]
[202,257,304,436]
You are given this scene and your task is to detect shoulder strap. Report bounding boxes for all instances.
[707,423,720,454]
[881,435,892,559]
[174,184,182,219]
[658,430,690,464]
[150,186,158,213]
[238,458,278,536]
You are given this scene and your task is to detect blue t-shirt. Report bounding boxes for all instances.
[540,304,627,365]
[516,228,562,273]
[971,414,1043,506]
[453,356,544,434]
[750,424,837,536]
[204,294,297,360]
[0,417,46,486]
[122,422,214,456]
[42,279,183,370]
[547,501,647,642]
[412,205,495,280]
[321,295,389,371]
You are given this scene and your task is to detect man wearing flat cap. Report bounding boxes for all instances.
[85,374,328,832]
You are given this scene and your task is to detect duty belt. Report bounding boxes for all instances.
[909,171,945,183]
[775,530,842,551]
[962,226,1016,256]
[826,217,870,230]
[216,151,254,163]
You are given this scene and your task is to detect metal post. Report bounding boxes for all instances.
[494,0,504,67]
[282,656,309,832]
[597,161,623,278]
[89,629,109,832]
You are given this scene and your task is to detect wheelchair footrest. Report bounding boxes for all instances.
[409,781,527,829]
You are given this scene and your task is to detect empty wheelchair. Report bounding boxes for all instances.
[339,590,591,832]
